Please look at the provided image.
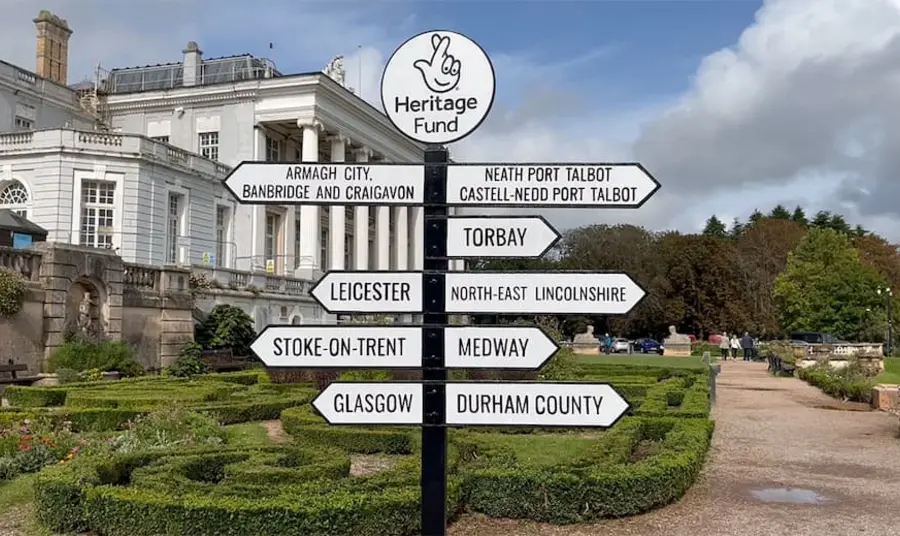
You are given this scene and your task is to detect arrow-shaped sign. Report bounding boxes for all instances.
[444,326,558,369]
[444,272,646,315]
[250,325,423,368]
[312,382,423,425]
[251,325,559,370]
[445,216,560,258]
[445,382,629,427]
[309,271,423,314]
[312,381,630,427]
[223,162,425,205]
[445,163,660,208]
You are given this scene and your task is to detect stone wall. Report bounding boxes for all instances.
[0,244,194,373]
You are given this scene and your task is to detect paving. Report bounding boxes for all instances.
[450,360,900,536]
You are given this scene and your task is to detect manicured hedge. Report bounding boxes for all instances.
[35,434,463,536]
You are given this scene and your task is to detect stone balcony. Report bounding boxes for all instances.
[0,129,231,179]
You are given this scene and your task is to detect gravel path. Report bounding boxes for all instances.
[450,360,900,536]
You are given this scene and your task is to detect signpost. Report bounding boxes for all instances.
[444,272,646,315]
[252,325,559,370]
[228,28,661,536]
[446,163,660,208]
[445,216,560,258]
[312,381,629,428]
[223,162,425,206]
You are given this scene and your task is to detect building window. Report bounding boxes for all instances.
[150,136,169,144]
[266,137,281,162]
[215,206,229,267]
[80,180,115,249]
[14,117,33,131]
[166,193,181,263]
[294,217,302,269]
[198,132,219,161]
[0,180,30,219]
[265,212,282,273]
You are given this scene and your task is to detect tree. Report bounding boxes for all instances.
[790,206,808,226]
[810,210,832,228]
[734,219,807,337]
[769,204,791,219]
[656,233,747,338]
[853,234,900,290]
[774,228,888,340]
[729,218,744,239]
[702,215,727,237]
[748,209,765,226]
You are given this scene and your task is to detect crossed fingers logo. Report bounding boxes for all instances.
[413,33,461,93]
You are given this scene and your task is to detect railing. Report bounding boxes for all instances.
[123,264,161,291]
[191,264,315,298]
[0,246,42,281]
[0,129,230,180]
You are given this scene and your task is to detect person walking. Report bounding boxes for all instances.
[741,332,753,361]
[730,334,740,359]
[719,332,730,360]
[603,333,613,355]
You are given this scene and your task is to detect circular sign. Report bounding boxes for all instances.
[381,30,496,145]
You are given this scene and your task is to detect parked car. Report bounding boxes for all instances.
[612,338,630,353]
[633,338,664,354]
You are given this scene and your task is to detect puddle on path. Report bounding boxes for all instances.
[749,487,828,504]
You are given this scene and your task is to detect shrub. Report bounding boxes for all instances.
[165,343,209,378]
[196,304,255,356]
[798,362,876,403]
[0,267,26,317]
[48,337,144,377]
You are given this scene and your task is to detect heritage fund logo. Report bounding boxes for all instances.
[381,30,496,145]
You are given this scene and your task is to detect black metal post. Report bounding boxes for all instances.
[888,293,894,357]
[421,146,448,536]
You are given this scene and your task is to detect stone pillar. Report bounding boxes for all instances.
[329,135,347,270]
[296,120,321,278]
[250,126,267,271]
[409,206,424,270]
[375,181,390,270]
[157,266,194,368]
[353,148,371,270]
[393,207,408,270]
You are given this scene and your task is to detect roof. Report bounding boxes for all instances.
[0,210,48,237]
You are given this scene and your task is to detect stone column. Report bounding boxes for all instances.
[329,135,347,270]
[374,158,391,270]
[392,207,408,270]
[295,120,321,278]
[250,126,267,272]
[353,148,371,270]
[409,206,424,270]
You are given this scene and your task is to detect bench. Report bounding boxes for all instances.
[0,360,39,385]
[766,355,795,376]
[201,349,250,372]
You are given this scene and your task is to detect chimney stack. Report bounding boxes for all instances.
[34,10,73,85]
[182,41,202,87]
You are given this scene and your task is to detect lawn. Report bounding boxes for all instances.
[875,357,900,384]
[573,353,713,369]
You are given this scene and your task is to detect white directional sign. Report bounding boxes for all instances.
[445,326,558,369]
[444,272,645,315]
[312,382,423,425]
[223,162,425,205]
[445,382,629,427]
[310,271,423,314]
[445,164,660,208]
[446,216,560,258]
[251,326,422,368]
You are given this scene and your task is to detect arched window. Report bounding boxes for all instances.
[0,180,30,219]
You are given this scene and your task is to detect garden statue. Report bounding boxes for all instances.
[572,325,598,354]
[323,55,346,87]
[663,325,692,356]
[76,292,94,334]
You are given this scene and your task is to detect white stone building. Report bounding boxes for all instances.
[0,11,460,328]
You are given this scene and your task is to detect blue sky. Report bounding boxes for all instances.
[3,0,900,238]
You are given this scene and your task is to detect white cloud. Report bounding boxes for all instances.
[4,0,900,239]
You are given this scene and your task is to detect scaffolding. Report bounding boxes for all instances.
[74,63,111,131]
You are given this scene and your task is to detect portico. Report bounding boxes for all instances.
[246,117,426,280]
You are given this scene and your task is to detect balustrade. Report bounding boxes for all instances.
[0,246,41,281]
[123,264,161,290]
